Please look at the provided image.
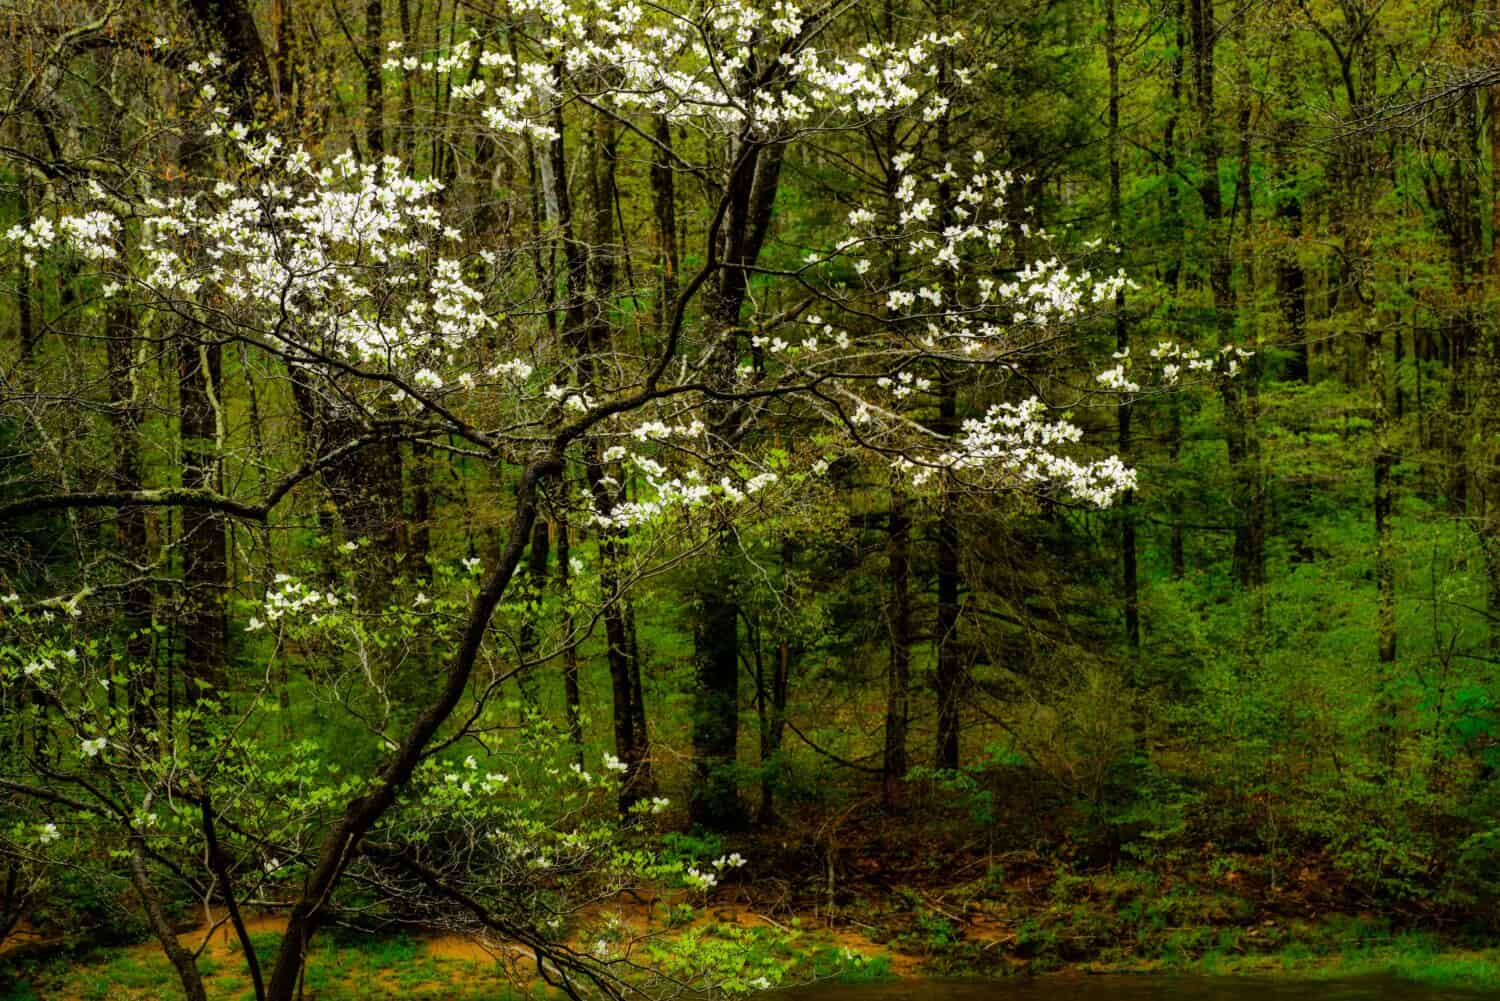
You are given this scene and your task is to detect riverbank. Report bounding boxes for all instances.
[1,907,873,1001]
[10,799,1500,1001]
[1085,938,1500,991]
[7,901,1500,1000]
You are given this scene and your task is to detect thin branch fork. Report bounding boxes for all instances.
[0,430,448,524]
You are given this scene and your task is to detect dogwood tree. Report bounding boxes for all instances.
[0,1,1206,997]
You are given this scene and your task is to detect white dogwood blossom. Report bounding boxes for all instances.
[386,0,959,141]
[0,3,1196,534]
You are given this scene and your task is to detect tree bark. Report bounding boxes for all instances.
[188,0,271,119]
[690,135,784,829]
[1190,0,1261,597]
[1164,0,1186,580]
[884,489,911,805]
[178,338,227,719]
[1105,0,1139,650]
[517,516,549,710]
[556,504,584,761]
[651,114,679,328]
[130,807,209,1001]
[106,268,154,738]
[178,0,272,727]
[1274,115,1309,383]
[365,0,384,159]
[567,104,655,810]
[1476,2,1500,649]
[933,44,963,770]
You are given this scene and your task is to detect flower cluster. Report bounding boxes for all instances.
[6,129,507,403]
[682,851,746,892]
[251,575,345,630]
[388,0,958,140]
[5,210,120,266]
[1149,340,1255,383]
[886,398,1137,506]
[587,453,783,531]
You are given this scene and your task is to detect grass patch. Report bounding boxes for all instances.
[1172,927,1500,990]
[0,982,41,1001]
[806,947,896,984]
[1,929,531,1001]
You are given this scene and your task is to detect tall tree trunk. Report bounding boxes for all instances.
[884,488,912,805]
[188,0,271,115]
[321,412,406,602]
[410,441,432,575]
[1233,24,1265,608]
[1326,7,1397,769]
[1190,0,1261,598]
[268,0,292,112]
[517,517,549,711]
[178,338,227,718]
[537,86,653,810]
[179,0,271,724]
[1370,311,1398,771]
[365,0,384,159]
[651,114,679,328]
[762,635,789,822]
[567,106,655,811]
[1164,0,1187,580]
[556,501,584,761]
[692,563,743,828]
[1273,77,1315,561]
[756,537,794,824]
[1106,0,1139,650]
[932,39,963,771]
[1443,0,1482,517]
[398,0,416,156]
[315,0,406,588]
[625,597,648,772]
[1440,74,1476,516]
[691,136,784,830]
[1476,3,1500,649]
[934,393,962,771]
[106,285,153,738]
[1371,335,1396,671]
[1275,115,1309,383]
[16,188,36,386]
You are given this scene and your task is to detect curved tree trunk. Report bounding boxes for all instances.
[264,457,559,1001]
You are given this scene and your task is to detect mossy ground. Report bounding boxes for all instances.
[1176,935,1500,991]
[9,827,1500,1001]
[0,917,892,1001]
[2,930,533,1001]
[11,909,1500,1000]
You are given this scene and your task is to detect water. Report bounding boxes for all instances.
[784,976,1497,1000]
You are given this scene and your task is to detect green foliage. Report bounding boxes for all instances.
[805,947,896,984]
[642,924,800,993]
[1007,867,1256,967]
[10,0,1500,990]
[907,767,997,826]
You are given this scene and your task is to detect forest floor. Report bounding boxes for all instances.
[715,795,1500,990]
[0,901,898,1001]
[8,893,1500,1000]
[9,864,1500,1001]
[8,797,1500,998]
[7,885,1500,999]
